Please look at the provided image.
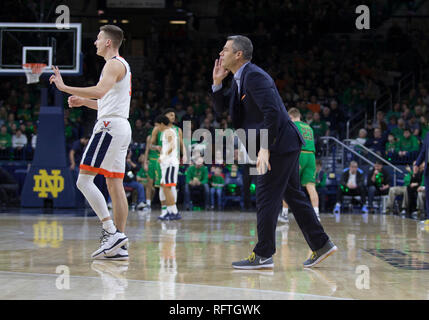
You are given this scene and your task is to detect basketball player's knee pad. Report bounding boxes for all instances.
[76,174,95,194]
[159,187,166,201]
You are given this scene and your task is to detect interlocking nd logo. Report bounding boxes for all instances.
[33,220,64,248]
[33,169,64,198]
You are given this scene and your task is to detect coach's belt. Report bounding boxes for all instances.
[301,150,314,154]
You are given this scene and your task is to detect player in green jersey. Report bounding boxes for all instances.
[280,108,320,223]
[143,124,162,211]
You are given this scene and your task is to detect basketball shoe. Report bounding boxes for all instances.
[232,252,274,269]
[95,245,129,261]
[91,229,128,259]
[303,240,337,268]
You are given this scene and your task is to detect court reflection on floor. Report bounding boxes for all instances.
[1,210,429,299]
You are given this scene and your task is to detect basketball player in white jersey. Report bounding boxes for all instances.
[49,25,132,260]
[155,115,181,221]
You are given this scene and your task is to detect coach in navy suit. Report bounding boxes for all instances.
[212,35,337,269]
[415,132,429,220]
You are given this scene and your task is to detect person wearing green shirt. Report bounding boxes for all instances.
[310,111,329,138]
[143,124,162,211]
[397,128,420,158]
[209,166,225,210]
[391,118,406,140]
[0,125,12,153]
[184,157,209,210]
[385,133,399,160]
[280,108,320,222]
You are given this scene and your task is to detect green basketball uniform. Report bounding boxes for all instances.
[295,121,316,185]
[147,128,162,187]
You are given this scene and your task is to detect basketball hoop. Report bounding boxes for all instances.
[22,63,47,84]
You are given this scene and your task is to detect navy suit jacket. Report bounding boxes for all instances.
[212,62,304,156]
[416,132,429,175]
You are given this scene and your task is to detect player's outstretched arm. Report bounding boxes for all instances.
[49,60,124,99]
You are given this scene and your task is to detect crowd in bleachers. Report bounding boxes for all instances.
[0,0,427,212]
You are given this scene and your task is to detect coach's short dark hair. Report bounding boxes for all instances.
[100,25,124,48]
[227,35,253,61]
[154,115,170,126]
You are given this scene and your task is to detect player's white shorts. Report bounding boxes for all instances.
[80,117,131,178]
[160,163,179,187]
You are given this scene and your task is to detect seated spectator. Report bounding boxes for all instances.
[405,162,424,218]
[373,110,387,132]
[386,103,401,122]
[0,125,12,158]
[12,128,27,159]
[310,112,329,154]
[367,160,391,212]
[132,119,149,146]
[315,159,327,212]
[209,167,225,210]
[184,157,209,210]
[136,153,152,209]
[419,116,429,140]
[321,107,335,136]
[417,182,426,219]
[310,112,329,137]
[385,163,413,214]
[385,133,398,160]
[108,149,146,211]
[397,128,419,159]
[387,116,398,133]
[391,118,406,139]
[350,128,368,149]
[307,95,321,113]
[224,164,244,210]
[365,128,385,156]
[333,161,368,214]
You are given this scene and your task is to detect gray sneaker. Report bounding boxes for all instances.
[303,240,337,268]
[232,252,274,270]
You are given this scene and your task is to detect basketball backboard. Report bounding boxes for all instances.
[0,23,82,75]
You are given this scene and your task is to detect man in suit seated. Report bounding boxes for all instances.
[333,161,368,214]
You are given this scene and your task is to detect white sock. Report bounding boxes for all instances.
[102,219,117,234]
[314,207,319,214]
[76,174,111,222]
[282,207,288,215]
[159,188,166,201]
[161,206,168,216]
[168,205,178,214]
[146,200,151,206]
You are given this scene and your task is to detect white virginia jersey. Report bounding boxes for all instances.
[97,56,131,120]
[160,128,179,166]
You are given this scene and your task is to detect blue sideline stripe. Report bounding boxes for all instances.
[93,133,113,168]
[83,132,102,166]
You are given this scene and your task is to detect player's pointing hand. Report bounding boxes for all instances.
[49,66,66,91]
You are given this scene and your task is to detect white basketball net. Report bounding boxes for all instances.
[23,63,47,84]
